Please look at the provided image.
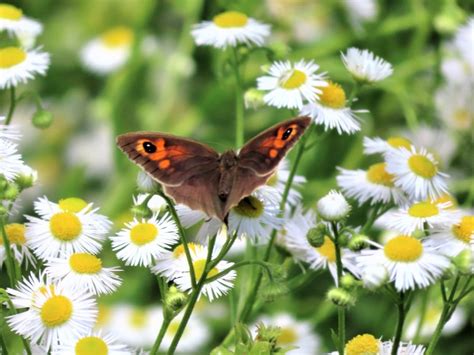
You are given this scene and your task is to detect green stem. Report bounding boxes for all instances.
[391,292,408,355]
[413,288,430,342]
[0,333,7,355]
[331,222,345,355]
[232,47,244,148]
[205,260,273,284]
[347,81,360,107]
[5,87,16,125]
[0,217,17,287]
[425,306,449,355]
[150,315,172,355]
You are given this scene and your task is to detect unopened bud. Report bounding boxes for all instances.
[317,190,351,222]
[348,234,369,251]
[32,109,53,129]
[15,166,38,190]
[165,286,188,313]
[0,206,8,217]
[307,224,327,247]
[340,274,360,290]
[2,183,19,200]
[453,249,473,275]
[327,287,355,307]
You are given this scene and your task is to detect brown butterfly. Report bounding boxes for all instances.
[117,116,311,221]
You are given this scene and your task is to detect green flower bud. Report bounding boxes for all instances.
[32,109,53,129]
[130,204,152,219]
[340,274,360,290]
[307,224,327,247]
[0,206,8,217]
[348,234,369,251]
[244,88,265,110]
[327,287,355,307]
[14,166,38,190]
[165,286,188,313]
[452,249,473,275]
[2,183,19,200]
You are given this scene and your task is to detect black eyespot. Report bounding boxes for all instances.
[282,128,293,140]
[142,141,156,153]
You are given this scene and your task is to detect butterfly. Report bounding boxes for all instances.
[116,116,311,221]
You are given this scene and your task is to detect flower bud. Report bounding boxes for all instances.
[316,190,351,222]
[306,224,327,247]
[244,88,265,109]
[15,165,38,190]
[453,249,473,275]
[130,203,152,219]
[340,274,360,290]
[32,109,53,129]
[348,234,369,251]
[2,183,19,201]
[0,206,8,217]
[327,287,355,307]
[165,286,188,313]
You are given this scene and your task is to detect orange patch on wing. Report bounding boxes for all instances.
[159,159,171,170]
[149,151,167,161]
[269,149,278,158]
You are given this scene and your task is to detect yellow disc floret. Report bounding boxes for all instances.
[280,69,307,89]
[75,336,108,355]
[50,212,82,241]
[408,202,439,218]
[101,26,134,47]
[386,136,412,150]
[59,197,88,213]
[319,82,346,109]
[193,259,218,280]
[213,11,248,28]
[40,295,73,327]
[345,333,379,355]
[130,309,147,328]
[0,47,27,68]
[384,236,423,262]
[408,154,437,178]
[0,4,22,20]
[277,327,298,345]
[4,223,26,245]
[315,236,336,262]
[69,253,102,274]
[452,216,474,243]
[366,162,394,187]
[130,222,158,245]
[233,196,264,218]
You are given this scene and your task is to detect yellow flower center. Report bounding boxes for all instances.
[101,26,134,48]
[345,334,379,355]
[277,327,298,345]
[315,236,336,262]
[75,336,108,355]
[0,47,27,68]
[366,162,394,187]
[193,259,219,280]
[49,212,82,241]
[130,309,147,328]
[408,154,437,178]
[434,194,457,209]
[384,236,423,262]
[386,136,412,149]
[453,109,469,125]
[172,242,197,258]
[212,11,248,28]
[233,196,264,218]
[69,253,102,274]
[96,304,110,326]
[452,216,474,244]
[408,202,439,218]
[319,82,346,109]
[0,4,22,20]
[40,295,73,327]
[4,223,26,245]
[280,69,307,89]
[130,222,158,246]
[59,197,88,213]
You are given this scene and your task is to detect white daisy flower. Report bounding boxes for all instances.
[111,213,179,267]
[5,271,50,309]
[316,190,351,222]
[337,163,407,206]
[379,200,459,235]
[300,81,363,135]
[341,47,393,83]
[53,330,131,354]
[344,0,378,27]
[80,26,134,75]
[435,82,473,131]
[284,210,360,284]
[191,11,270,49]
[228,192,282,243]
[363,136,413,155]
[257,59,327,109]
[357,235,450,291]
[25,196,112,260]
[381,340,426,355]
[0,116,21,141]
[0,4,42,38]
[45,252,122,295]
[385,146,449,201]
[133,193,167,214]
[453,17,474,68]
[0,46,49,89]
[174,243,236,301]
[159,312,210,353]
[151,242,199,281]
[0,138,24,182]
[253,313,321,354]
[6,278,97,351]
[429,215,473,257]
[1,223,36,268]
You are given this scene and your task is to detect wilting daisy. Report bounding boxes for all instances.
[257,59,327,109]
[111,213,179,267]
[337,163,407,205]
[385,146,449,200]
[191,11,270,48]
[357,235,450,291]
[6,278,97,351]
[379,200,458,235]
[363,136,412,155]
[0,138,24,182]
[152,242,198,281]
[430,215,473,257]
[45,252,122,295]
[228,192,282,243]
[174,243,236,301]
[341,47,393,83]
[26,196,112,260]
[0,46,50,89]
[1,223,36,268]
[284,210,360,284]
[300,81,363,134]
[253,313,321,354]
[0,4,42,38]
[80,26,134,75]
[53,330,131,354]
[316,190,351,222]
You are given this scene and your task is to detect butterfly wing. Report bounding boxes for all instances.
[117,132,224,218]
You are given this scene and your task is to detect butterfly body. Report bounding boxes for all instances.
[117,116,311,221]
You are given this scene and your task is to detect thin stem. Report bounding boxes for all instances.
[425,306,448,355]
[391,292,407,355]
[5,87,16,125]
[347,81,360,107]
[206,260,273,284]
[0,217,17,287]
[150,315,171,355]
[232,47,244,148]
[331,222,345,355]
